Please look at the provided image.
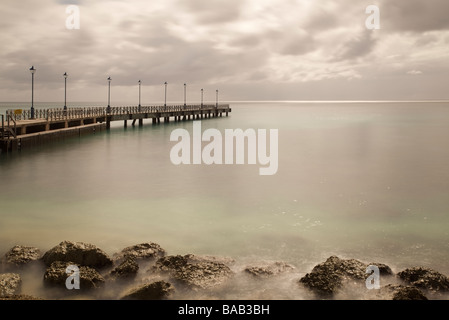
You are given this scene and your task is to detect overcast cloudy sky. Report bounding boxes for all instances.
[0,0,448,104]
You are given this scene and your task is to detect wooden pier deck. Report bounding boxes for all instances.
[0,104,231,154]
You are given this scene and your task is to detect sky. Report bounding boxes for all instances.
[0,0,449,104]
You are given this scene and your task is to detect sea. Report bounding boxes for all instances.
[0,100,448,300]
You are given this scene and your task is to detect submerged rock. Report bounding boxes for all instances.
[299,256,370,296]
[375,284,428,300]
[0,273,22,297]
[43,261,105,290]
[121,281,174,300]
[42,241,113,269]
[113,243,166,263]
[397,267,449,292]
[245,261,295,278]
[108,257,139,280]
[299,268,342,296]
[151,255,233,290]
[392,286,428,300]
[1,245,42,268]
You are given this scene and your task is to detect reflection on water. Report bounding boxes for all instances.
[1,101,449,299]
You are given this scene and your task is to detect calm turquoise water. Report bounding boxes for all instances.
[1,101,449,299]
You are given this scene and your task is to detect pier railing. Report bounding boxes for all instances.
[1,114,17,139]
[5,104,229,122]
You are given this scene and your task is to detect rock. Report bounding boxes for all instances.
[42,241,113,269]
[299,269,342,296]
[151,255,233,290]
[184,254,235,265]
[43,261,105,290]
[368,262,394,276]
[0,294,43,300]
[299,256,369,296]
[392,286,428,300]
[108,257,139,280]
[0,273,21,297]
[121,281,174,300]
[375,284,428,300]
[397,267,449,292]
[113,243,166,262]
[1,245,42,268]
[245,262,295,278]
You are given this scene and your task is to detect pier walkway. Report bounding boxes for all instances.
[0,104,231,153]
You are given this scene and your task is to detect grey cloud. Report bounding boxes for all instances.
[177,0,242,24]
[334,31,377,61]
[57,0,81,4]
[245,70,268,82]
[0,0,448,102]
[381,0,449,32]
[277,31,316,56]
[229,34,262,48]
[229,29,316,57]
[302,6,339,32]
[414,34,440,47]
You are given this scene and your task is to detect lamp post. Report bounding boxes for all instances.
[63,72,68,111]
[201,88,204,108]
[164,82,167,107]
[107,77,111,113]
[184,83,187,108]
[138,80,141,111]
[30,66,36,119]
[216,89,219,108]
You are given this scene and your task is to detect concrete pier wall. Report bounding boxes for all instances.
[0,123,106,154]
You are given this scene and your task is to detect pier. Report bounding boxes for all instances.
[0,104,231,154]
